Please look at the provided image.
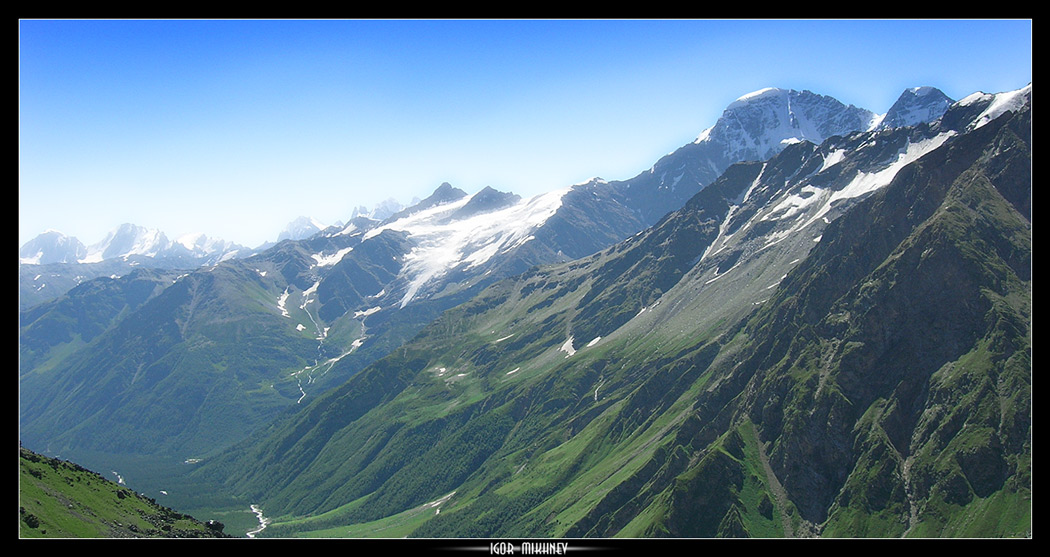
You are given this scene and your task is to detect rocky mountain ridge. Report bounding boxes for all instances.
[19,84,1028,538]
[177,84,1028,538]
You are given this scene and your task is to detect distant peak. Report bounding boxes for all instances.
[434,182,460,194]
[383,182,468,223]
[430,182,468,200]
[696,87,877,161]
[445,186,522,221]
[874,86,954,130]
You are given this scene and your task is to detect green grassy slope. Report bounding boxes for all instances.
[19,447,231,538]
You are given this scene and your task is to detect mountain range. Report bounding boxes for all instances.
[18,84,1031,538]
[18,224,251,311]
[20,223,249,267]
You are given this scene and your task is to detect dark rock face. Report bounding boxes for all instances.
[447,186,522,221]
[877,87,955,130]
[686,102,1031,531]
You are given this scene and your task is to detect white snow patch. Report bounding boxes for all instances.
[733,87,779,104]
[423,492,456,515]
[495,334,515,343]
[634,300,662,318]
[587,337,602,347]
[867,112,888,131]
[760,228,797,251]
[506,367,521,375]
[762,185,825,222]
[354,306,381,318]
[362,187,569,308]
[311,246,354,267]
[293,281,325,338]
[277,289,291,317]
[968,84,1031,129]
[336,221,359,236]
[560,337,577,357]
[820,149,847,172]
[21,252,43,265]
[701,164,767,263]
[804,131,955,228]
[693,125,714,144]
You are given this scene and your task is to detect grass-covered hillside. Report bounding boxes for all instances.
[19,446,231,538]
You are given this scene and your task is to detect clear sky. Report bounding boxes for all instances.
[19,19,1033,249]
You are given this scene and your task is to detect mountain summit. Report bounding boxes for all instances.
[607,86,951,226]
[874,86,955,130]
[696,87,880,161]
[19,230,87,265]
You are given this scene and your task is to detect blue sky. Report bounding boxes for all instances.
[19,19,1032,249]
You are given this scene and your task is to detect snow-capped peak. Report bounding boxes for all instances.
[278,216,329,242]
[870,86,954,131]
[726,87,786,109]
[80,223,169,263]
[693,87,878,163]
[172,232,243,260]
[574,177,608,187]
[18,230,86,265]
[15,223,247,266]
[350,198,410,221]
[963,83,1032,130]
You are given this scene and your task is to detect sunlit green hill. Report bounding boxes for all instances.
[19,446,231,538]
